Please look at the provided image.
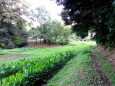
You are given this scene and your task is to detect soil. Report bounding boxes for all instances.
[90,53,111,86]
[95,45,115,66]
[0,53,34,58]
[27,42,61,47]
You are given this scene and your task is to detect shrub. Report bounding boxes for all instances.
[57,39,69,45]
[0,29,15,49]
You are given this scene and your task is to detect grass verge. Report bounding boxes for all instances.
[48,48,115,86]
[94,50,115,86]
[48,48,105,86]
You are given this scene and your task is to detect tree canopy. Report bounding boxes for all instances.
[29,20,71,45]
[57,0,115,48]
[29,7,71,45]
[0,0,29,48]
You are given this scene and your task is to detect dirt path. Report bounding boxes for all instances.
[0,53,34,58]
[27,42,61,47]
[95,45,115,66]
[90,53,111,86]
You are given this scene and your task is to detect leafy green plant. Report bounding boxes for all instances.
[0,50,76,86]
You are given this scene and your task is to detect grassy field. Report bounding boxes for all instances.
[0,43,93,64]
[48,48,115,86]
[47,48,102,86]
[94,50,115,86]
[0,43,94,86]
[0,42,115,86]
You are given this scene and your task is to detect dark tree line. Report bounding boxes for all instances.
[0,0,29,48]
[57,0,115,48]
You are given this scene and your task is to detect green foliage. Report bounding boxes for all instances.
[0,51,76,86]
[0,48,3,55]
[34,7,51,25]
[0,0,29,49]
[91,49,115,86]
[48,49,99,86]
[0,28,15,49]
[0,45,83,64]
[13,36,26,47]
[12,31,27,47]
[29,6,71,45]
[29,20,71,45]
[57,0,115,48]
[56,27,71,45]
[48,48,115,86]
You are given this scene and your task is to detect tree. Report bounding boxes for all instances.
[56,0,115,48]
[0,0,29,48]
[32,6,51,25]
[29,20,71,45]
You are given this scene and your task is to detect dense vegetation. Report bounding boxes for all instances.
[0,0,115,86]
[0,0,29,49]
[0,44,91,86]
[0,51,75,85]
[56,0,115,48]
[29,7,72,45]
[48,48,115,86]
[0,0,72,49]
[29,20,71,45]
[0,45,79,63]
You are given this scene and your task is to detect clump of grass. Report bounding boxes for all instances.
[0,48,4,55]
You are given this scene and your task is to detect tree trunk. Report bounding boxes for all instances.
[44,39,47,44]
[36,37,37,45]
[40,38,41,44]
[48,40,51,45]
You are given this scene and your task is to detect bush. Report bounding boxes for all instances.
[57,39,69,45]
[0,25,27,49]
[0,29,15,49]
[0,50,76,86]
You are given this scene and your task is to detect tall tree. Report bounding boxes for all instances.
[56,0,115,48]
[29,20,71,45]
[32,6,51,25]
[0,0,29,48]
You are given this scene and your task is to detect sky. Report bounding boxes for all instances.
[25,0,63,23]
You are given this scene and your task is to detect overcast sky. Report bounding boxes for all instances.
[26,0,63,22]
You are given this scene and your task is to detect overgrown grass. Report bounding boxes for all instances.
[94,50,115,86]
[47,49,103,86]
[0,44,92,64]
[0,47,46,54]
[0,44,94,86]
[48,48,115,86]
[21,45,90,56]
[0,48,5,55]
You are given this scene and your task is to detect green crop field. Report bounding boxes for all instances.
[0,43,94,64]
[0,43,94,86]
[0,43,115,86]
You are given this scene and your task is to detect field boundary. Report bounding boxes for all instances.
[90,53,111,86]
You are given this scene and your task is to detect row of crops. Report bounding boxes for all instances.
[0,50,76,86]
